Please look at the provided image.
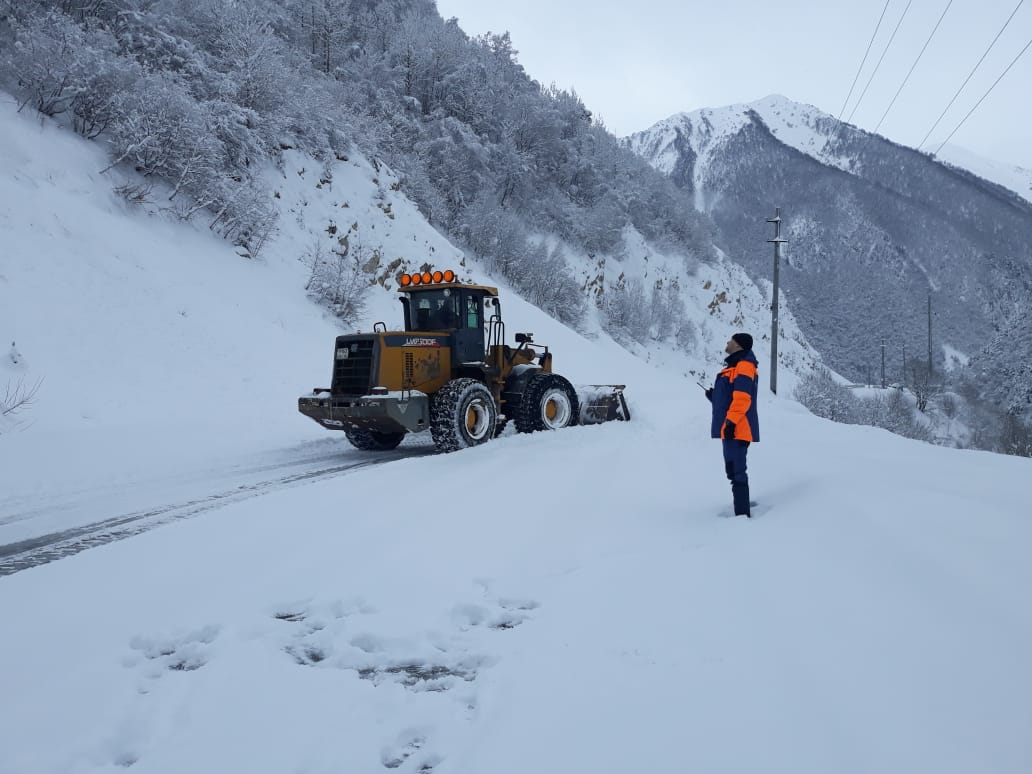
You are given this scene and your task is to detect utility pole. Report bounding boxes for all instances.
[902,344,907,387]
[927,294,933,378]
[766,207,787,396]
[881,338,886,388]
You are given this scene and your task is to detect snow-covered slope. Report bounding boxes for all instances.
[0,91,827,545]
[0,91,820,440]
[2,93,1032,774]
[935,142,1032,205]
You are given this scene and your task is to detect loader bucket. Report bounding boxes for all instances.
[576,385,631,425]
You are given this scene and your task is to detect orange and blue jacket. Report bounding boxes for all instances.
[711,349,760,442]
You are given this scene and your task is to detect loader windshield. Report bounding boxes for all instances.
[408,290,462,332]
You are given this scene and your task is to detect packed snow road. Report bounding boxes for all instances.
[3,409,1031,774]
[0,433,436,576]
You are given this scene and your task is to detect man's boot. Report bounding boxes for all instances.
[732,481,751,517]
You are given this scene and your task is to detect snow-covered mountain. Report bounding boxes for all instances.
[624,95,1032,411]
[624,95,856,211]
[2,91,1032,774]
[628,94,1032,207]
[935,143,1032,206]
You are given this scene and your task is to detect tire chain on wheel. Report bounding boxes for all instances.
[430,378,498,453]
[514,372,579,433]
[345,428,405,451]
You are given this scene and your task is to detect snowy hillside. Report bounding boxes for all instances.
[0,91,824,546]
[0,91,820,439]
[2,94,1032,774]
[936,142,1032,205]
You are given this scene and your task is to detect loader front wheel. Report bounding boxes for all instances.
[431,378,497,453]
[514,373,579,433]
[345,428,405,451]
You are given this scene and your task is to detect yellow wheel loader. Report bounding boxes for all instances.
[298,269,630,453]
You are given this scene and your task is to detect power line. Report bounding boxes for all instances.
[918,0,1025,150]
[836,0,892,127]
[873,0,955,133]
[846,0,915,126]
[933,34,1032,155]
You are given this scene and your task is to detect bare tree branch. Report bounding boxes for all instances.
[1,376,44,418]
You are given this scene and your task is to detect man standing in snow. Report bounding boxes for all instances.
[705,333,760,517]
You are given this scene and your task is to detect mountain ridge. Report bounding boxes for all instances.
[624,95,1032,412]
[627,95,1032,208]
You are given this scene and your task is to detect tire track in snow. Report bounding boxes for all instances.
[0,449,431,577]
[0,444,391,529]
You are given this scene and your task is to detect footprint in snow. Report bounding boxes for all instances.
[381,730,427,769]
[126,624,220,676]
[381,730,443,773]
[111,624,221,767]
[272,596,375,666]
[451,595,539,631]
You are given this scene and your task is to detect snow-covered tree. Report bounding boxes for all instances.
[907,359,943,413]
[1000,411,1032,457]
[0,0,711,329]
[301,232,368,323]
[4,8,99,117]
[794,367,865,425]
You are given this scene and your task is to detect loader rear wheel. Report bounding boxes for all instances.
[514,373,579,433]
[345,428,405,451]
[431,378,497,453]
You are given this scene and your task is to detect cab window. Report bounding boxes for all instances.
[464,294,481,329]
[410,290,461,331]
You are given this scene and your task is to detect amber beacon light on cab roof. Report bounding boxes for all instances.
[298,269,630,453]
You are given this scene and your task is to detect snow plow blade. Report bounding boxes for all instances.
[576,385,630,425]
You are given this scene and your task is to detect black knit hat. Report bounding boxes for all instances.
[732,332,753,350]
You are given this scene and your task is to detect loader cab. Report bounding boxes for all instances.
[397,275,500,366]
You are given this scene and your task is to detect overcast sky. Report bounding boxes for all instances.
[434,0,1032,168]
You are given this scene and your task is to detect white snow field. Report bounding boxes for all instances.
[1,97,1031,774]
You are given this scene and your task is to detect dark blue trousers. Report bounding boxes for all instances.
[722,439,751,516]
